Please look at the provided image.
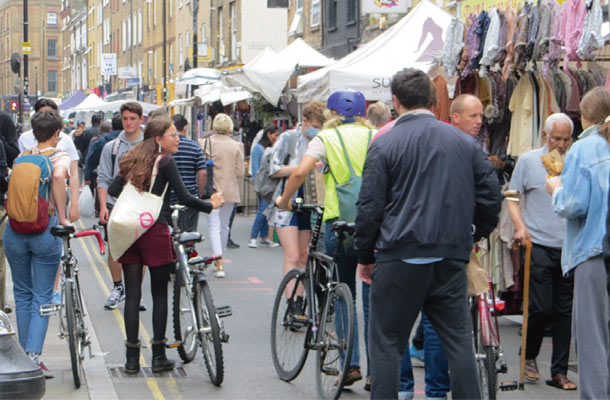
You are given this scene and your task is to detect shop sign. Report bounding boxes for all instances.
[459,0,526,20]
[362,0,410,14]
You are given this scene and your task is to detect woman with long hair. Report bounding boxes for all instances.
[108,116,224,375]
[546,86,610,398]
[249,124,280,247]
[202,113,244,278]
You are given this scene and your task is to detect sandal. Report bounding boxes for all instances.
[524,359,539,382]
[343,366,362,387]
[546,373,577,391]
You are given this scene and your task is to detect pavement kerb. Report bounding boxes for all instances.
[81,292,119,400]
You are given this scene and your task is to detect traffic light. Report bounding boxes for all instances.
[10,101,17,112]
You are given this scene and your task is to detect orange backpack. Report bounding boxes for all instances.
[6,149,57,234]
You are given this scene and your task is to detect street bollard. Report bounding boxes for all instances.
[0,311,45,399]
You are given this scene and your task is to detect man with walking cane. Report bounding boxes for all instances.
[507,113,576,390]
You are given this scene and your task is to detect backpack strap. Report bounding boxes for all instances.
[110,137,121,177]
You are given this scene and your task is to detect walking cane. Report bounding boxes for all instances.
[518,239,532,390]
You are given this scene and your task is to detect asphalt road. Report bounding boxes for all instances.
[65,212,579,400]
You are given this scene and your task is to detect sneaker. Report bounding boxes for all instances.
[364,376,371,391]
[260,239,279,248]
[227,239,240,249]
[52,290,62,306]
[343,366,362,387]
[139,300,147,311]
[38,361,54,379]
[104,286,125,310]
[214,269,226,278]
[248,239,258,248]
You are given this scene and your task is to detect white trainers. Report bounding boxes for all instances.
[104,286,125,309]
[261,239,279,248]
[214,268,226,278]
[248,239,258,248]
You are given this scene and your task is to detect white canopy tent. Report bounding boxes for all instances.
[71,99,161,114]
[67,93,106,112]
[297,0,453,102]
[223,39,333,106]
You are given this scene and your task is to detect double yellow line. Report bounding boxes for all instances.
[75,220,182,400]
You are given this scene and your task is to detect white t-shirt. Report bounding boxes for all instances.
[18,130,79,162]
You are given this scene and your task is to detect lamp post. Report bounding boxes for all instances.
[191,0,199,138]
[162,0,167,108]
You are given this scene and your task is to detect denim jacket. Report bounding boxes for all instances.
[552,131,610,274]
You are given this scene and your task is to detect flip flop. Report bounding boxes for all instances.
[546,374,577,391]
[524,359,539,382]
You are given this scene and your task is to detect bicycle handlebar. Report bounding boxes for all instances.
[75,228,106,256]
[290,198,324,216]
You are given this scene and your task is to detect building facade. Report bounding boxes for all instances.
[0,0,63,99]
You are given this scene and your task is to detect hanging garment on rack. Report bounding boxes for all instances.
[441,17,465,78]
[544,0,564,71]
[524,5,541,63]
[564,69,582,118]
[432,75,451,122]
[507,73,535,157]
[556,69,573,112]
[494,10,509,66]
[479,9,502,76]
[502,8,518,80]
[577,0,603,61]
[560,0,587,69]
[471,10,491,72]
[533,3,551,61]
[512,3,531,71]
[462,14,481,77]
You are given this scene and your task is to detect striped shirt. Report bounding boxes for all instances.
[170,135,206,204]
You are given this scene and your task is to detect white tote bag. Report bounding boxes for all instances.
[78,186,96,218]
[108,156,168,259]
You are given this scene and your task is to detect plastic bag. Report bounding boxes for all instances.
[78,187,95,218]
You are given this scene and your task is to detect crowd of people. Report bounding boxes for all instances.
[0,65,609,399]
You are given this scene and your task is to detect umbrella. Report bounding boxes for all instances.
[175,67,221,86]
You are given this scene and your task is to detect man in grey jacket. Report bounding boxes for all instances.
[97,102,144,310]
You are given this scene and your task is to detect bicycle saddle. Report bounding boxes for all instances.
[51,225,75,237]
[177,232,202,244]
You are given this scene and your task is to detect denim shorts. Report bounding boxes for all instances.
[288,211,311,231]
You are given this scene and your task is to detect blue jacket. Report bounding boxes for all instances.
[354,112,501,264]
[84,130,120,181]
[552,131,610,274]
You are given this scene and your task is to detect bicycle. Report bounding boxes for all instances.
[471,269,517,399]
[169,204,232,386]
[40,225,105,389]
[270,199,355,400]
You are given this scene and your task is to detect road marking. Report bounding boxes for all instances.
[77,220,181,400]
[248,277,262,284]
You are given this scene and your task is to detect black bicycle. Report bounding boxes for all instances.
[270,199,355,400]
[40,225,105,389]
[169,205,232,386]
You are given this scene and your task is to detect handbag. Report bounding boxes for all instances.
[202,137,215,199]
[107,156,169,259]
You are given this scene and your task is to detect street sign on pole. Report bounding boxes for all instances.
[101,53,117,76]
[21,42,31,54]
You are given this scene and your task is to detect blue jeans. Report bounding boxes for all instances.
[5,216,62,354]
[399,313,450,400]
[250,196,269,239]
[324,220,360,368]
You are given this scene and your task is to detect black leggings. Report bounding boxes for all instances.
[123,263,171,343]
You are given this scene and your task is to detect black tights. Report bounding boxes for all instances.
[123,263,171,343]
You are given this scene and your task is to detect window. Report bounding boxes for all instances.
[311,0,321,27]
[132,12,137,46]
[48,70,58,93]
[48,39,57,57]
[230,2,236,60]
[128,16,132,48]
[138,10,142,44]
[122,19,126,51]
[201,23,206,44]
[218,6,224,58]
[347,0,357,23]
[178,0,182,8]
[47,12,58,26]
[169,44,173,74]
[179,34,183,66]
[154,0,157,26]
[104,18,110,44]
[98,4,103,24]
[169,0,173,18]
[296,0,303,10]
[328,0,337,30]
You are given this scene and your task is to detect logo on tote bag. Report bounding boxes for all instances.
[139,212,155,229]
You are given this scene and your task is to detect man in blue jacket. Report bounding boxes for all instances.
[355,68,501,399]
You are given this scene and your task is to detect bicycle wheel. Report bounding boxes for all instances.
[64,281,82,388]
[173,268,198,362]
[473,301,497,400]
[195,280,224,386]
[316,282,354,400]
[270,268,310,382]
